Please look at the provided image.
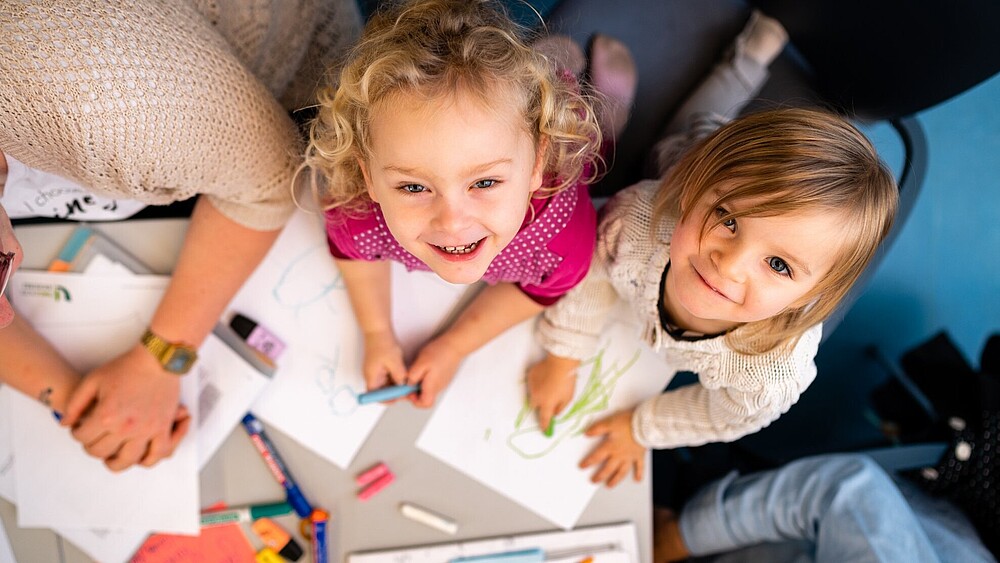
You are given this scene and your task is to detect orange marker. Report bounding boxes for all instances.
[251,518,303,561]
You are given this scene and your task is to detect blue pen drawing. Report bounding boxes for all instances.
[313,348,362,416]
[271,244,345,315]
[507,345,640,459]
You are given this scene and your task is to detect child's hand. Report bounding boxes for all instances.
[406,336,464,408]
[580,408,646,487]
[526,354,580,435]
[362,330,408,391]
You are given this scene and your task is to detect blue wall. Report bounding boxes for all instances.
[846,72,1000,365]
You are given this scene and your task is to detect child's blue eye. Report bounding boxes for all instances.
[769,256,791,276]
[715,207,737,232]
[399,184,426,194]
[472,179,497,189]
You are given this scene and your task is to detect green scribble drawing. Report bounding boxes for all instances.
[484,428,492,441]
[507,345,640,459]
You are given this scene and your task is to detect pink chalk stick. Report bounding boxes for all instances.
[355,462,391,487]
[357,472,395,501]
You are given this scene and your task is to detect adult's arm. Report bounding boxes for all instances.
[1,2,304,471]
[62,198,280,471]
[0,316,80,413]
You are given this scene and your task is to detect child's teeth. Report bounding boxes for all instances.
[441,241,478,254]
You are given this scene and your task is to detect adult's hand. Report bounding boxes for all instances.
[62,343,189,472]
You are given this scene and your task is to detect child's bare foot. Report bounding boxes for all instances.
[586,34,638,142]
[533,34,586,77]
[654,506,691,562]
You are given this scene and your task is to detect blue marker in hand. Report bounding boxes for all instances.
[357,384,420,405]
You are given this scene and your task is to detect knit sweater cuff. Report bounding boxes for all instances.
[535,316,599,361]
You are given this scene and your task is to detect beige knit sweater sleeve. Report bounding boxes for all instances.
[631,323,823,449]
[0,1,305,230]
[535,187,644,360]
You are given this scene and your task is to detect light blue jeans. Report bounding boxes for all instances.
[679,454,994,563]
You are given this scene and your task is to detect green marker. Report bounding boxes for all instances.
[544,419,555,438]
[200,501,292,527]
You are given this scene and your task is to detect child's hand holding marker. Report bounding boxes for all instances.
[525,355,581,437]
[357,383,421,405]
[361,330,408,393]
[405,335,466,408]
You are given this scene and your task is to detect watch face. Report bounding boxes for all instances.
[166,348,197,373]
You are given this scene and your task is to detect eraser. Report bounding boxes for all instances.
[357,471,395,501]
[355,462,391,487]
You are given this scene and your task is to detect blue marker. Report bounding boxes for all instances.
[357,384,420,405]
[308,508,330,563]
[240,413,313,517]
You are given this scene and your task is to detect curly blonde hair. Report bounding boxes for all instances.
[304,0,601,216]
[654,108,898,354]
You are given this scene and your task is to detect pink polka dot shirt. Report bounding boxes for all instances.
[325,181,596,305]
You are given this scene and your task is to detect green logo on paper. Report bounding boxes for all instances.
[54,286,71,301]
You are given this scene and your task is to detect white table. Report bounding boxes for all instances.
[3,219,652,563]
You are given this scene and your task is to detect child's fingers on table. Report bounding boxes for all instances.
[385,356,409,386]
[583,417,611,437]
[591,456,625,486]
[633,455,645,482]
[536,402,555,433]
[579,440,611,469]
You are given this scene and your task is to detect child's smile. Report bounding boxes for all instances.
[664,197,851,335]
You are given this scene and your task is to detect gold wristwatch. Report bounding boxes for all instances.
[141,329,198,375]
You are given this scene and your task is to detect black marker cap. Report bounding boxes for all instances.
[229,313,258,340]
[280,537,304,561]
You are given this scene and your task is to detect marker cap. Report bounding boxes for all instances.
[248,501,293,520]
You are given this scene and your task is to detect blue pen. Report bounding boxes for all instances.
[240,413,313,518]
[357,384,420,405]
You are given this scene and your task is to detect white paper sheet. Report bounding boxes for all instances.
[416,306,672,529]
[6,384,199,533]
[5,272,192,536]
[192,331,273,468]
[229,211,469,468]
[4,270,275,540]
[348,521,639,563]
[57,527,147,563]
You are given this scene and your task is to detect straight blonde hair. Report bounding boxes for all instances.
[654,108,898,354]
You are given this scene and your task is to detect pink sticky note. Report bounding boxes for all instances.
[130,514,255,563]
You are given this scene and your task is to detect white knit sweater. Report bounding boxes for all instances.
[537,180,822,449]
[0,0,360,230]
